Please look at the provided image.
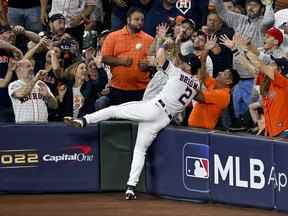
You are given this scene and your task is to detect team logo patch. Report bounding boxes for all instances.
[176,0,191,15]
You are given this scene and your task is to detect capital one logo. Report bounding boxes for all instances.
[176,0,191,15]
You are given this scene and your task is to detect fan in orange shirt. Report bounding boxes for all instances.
[188,68,239,129]
[188,35,240,129]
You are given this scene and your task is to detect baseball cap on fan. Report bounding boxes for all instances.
[271,56,288,76]
[49,13,65,23]
[0,25,12,34]
[179,53,202,75]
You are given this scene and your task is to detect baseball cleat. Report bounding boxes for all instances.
[125,186,136,200]
[64,116,86,128]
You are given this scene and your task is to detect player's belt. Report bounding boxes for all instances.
[157,99,173,120]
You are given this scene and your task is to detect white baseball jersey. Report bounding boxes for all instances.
[155,60,200,115]
[8,80,52,123]
[142,69,168,101]
[82,60,200,188]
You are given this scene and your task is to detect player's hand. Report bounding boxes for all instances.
[121,57,133,67]
[12,25,25,35]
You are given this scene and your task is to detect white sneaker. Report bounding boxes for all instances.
[125,188,136,200]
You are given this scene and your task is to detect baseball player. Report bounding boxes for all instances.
[8,59,58,123]
[64,42,202,200]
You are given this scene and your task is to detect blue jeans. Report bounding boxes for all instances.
[8,7,42,33]
[94,96,110,111]
[232,79,254,118]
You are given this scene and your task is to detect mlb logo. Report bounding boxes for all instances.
[186,156,209,179]
[183,143,209,192]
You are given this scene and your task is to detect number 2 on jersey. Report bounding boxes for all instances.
[178,87,192,105]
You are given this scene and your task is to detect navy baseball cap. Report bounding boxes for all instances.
[271,56,288,75]
[179,53,202,75]
[0,25,12,34]
[49,14,65,23]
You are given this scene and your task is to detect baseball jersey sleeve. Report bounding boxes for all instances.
[162,60,179,77]
[8,81,23,98]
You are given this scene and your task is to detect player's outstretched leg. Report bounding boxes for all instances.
[64,116,87,128]
[125,185,136,200]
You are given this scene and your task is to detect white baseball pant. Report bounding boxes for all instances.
[84,99,171,187]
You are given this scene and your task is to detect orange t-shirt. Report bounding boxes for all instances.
[188,76,230,129]
[101,26,153,91]
[257,71,288,137]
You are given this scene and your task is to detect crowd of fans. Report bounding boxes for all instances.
[0,0,288,138]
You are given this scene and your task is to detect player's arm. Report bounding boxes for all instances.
[13,70,49,98]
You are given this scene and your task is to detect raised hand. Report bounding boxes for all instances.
[36,69,49,81]
[38,82,49,97]
[13,48,23,60]
[93,51,103,68]
[233,32,249,50]
[219,34,235,49]
[204,34,218,51]
[8,58,17,72]
[156,23,169,39]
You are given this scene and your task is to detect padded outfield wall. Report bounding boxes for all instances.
[0,121,287,212]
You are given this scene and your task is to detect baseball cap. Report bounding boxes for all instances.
[179,53,202,75]
[266,27,284,46]
[49,14,65,23]
[271,56,288,75]
[0,25,12,34]
[176,16,195,29]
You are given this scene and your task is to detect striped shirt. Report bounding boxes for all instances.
[49,0,96,28]
[213,0,275,78]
